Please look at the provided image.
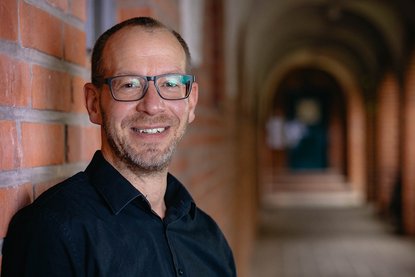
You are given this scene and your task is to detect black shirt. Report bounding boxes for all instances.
[1,151,236,277]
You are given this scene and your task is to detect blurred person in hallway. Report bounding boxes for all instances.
[266,111,285,178]
[1,17,236,277]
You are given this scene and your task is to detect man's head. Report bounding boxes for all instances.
[91,17,192,86]
[84,17,198,174]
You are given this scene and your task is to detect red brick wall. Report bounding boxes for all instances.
[403,50,415,234]
[375,73,400,214]
[0,0,251,275]
[0,0,100,269]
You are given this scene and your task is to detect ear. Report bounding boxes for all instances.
[84,83,102,125]
[187,82,199,123]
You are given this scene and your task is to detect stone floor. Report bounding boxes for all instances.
[250,171,415,277]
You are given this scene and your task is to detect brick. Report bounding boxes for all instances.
[0,54,31,107]
[0,121,18,170]
[0,0,18,41]
[64,23,86,65]
[32,65,71,112]
[0,184,33,237]
[67,125,100,163]
[71,76,87,113]
[21,122,65,167]
[20,2,63,58]
[46,0,68,12]
[71,0,86,21]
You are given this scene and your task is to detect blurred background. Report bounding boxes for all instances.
[1,0,415,276]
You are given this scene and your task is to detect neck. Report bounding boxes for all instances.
[102,150,168,218]
[127,170,168,218]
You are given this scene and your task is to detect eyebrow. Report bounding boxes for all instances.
[111,71,186,76]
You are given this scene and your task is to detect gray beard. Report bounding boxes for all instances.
[101,110,186,174]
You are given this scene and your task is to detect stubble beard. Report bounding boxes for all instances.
[101,110,187,174]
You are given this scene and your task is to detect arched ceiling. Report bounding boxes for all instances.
[240,0,415,116]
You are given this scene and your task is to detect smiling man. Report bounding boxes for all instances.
[2,17,236,277]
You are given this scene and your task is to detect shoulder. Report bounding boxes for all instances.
[33,172,89,205]
[3,171,99,256]
[9,171,97,231]
[1,174,91,276]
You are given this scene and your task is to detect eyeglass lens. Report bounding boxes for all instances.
[109,74,192,101]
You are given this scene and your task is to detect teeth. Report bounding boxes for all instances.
[137,127,165,134]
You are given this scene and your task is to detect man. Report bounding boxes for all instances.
[2,17,236,276]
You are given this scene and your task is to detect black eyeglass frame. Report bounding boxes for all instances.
[103,73,195,102]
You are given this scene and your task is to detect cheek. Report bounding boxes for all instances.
[101,100,131,127]
[169,102,190,123]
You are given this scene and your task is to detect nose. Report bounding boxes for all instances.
[136,82,165,115]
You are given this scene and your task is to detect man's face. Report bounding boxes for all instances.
[85,27,198,172]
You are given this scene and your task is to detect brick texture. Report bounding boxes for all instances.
[21,122,65,168]
[0,121,18,170]
[64,23,87,65]
[71,0,87,21]
[0,0,18,41]
[0,54,31,107]
[71,76,88,113]
[20,2,63,57]
[66,125,101,163]
[32,65,71,112]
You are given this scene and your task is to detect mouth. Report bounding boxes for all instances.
[132,127,168,134]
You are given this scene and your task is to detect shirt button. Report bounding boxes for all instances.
[178,269,184,275]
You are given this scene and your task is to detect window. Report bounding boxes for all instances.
[86,0,116,53]
[180,0,204,67]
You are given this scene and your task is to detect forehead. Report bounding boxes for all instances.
[102,26,186,74]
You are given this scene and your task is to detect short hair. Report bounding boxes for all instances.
[91,17,192,86]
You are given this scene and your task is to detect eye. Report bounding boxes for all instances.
[122,79,141,88]
[161,78,180,88]
[112,77,144,92]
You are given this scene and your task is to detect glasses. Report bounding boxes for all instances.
[103,73,195,101]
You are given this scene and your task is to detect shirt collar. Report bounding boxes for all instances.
[85,151,141,215]
[85,151,195,219]
[165,174,196,222]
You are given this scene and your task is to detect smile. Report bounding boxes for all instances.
[133,127,167,134]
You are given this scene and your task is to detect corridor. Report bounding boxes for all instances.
[251,171,415,277]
